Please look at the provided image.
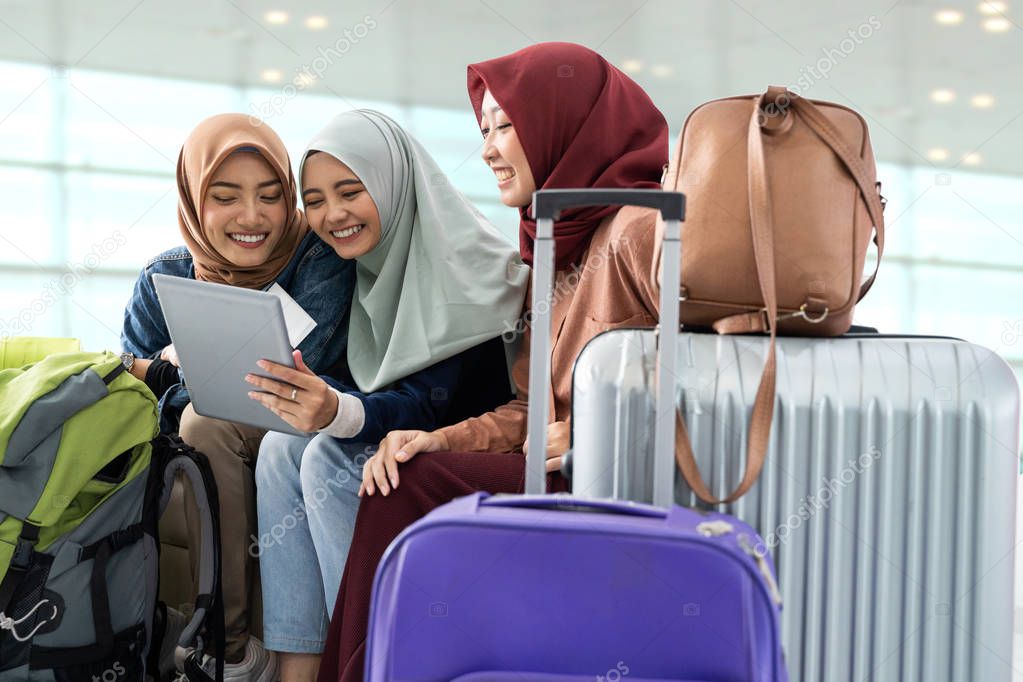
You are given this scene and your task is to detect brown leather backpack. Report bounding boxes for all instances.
[662,86,886,504]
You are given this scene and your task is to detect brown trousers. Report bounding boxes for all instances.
[178,404,266,663]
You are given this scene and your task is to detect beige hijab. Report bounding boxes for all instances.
[176,114,308,288]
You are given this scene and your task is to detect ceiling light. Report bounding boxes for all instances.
[651,64,674,78]
[978,1,1008,15]
[261,68,282,83]
[970,93,996,108]
[930,88,956,103]
[935,9,964,24]
[983,16,1013,31]
[305,16,328,30]
[927,148,950,162]
[264,10,289,25]
[621,59,643,74]
[962,152,982,166]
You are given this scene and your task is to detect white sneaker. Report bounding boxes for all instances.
[178,636,280,682]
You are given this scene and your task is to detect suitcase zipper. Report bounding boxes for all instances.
[738,534,783,607]
[695,521,783,607]
[696,520,734,536]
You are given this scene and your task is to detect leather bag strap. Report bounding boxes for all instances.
[789,95,885,300]
[673,91,780,505]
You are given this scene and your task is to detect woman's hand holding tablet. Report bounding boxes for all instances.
[245,349,339,432]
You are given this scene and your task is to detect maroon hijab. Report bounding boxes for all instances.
[468,42,668,270]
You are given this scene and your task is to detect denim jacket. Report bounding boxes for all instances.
[121,231,356,432]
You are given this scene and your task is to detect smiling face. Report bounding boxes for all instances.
[301,152,383,260]
[479,89,536,208]
[201,151,287,267]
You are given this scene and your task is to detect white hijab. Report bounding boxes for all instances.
[302,109,529,392]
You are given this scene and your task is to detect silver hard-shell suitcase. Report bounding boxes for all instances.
[570,329,1020,681]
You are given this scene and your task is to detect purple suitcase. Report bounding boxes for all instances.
[365,189,790,681]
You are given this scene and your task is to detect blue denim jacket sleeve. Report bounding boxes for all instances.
[121,247,194,432]
[121,246,192,359]
[324,353,464,445]
[274,232,355,374]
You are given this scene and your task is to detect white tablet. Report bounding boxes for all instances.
[152,273,308,436]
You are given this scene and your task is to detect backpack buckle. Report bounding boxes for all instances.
[11,535,36,570]
[798,303,830,324]
[777,303,830,325]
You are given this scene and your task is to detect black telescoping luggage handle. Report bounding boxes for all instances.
[532,188,685,222]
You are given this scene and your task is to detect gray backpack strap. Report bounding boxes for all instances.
[159,455,217,650]
[156,439,225,681]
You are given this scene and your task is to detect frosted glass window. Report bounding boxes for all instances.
[852,262,912,333]
[906,167,1023,268]
[242,87,402,166]
[874,163,913,258]
[0,272,67,340]
[67,274,138,353]
[0,61,55,163]
[0,168,59,266]
[66,70,239,172]
[65,171,179,269]
[913,264,1023,362]
[407,105,494,199]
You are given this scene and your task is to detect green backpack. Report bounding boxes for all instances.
[0,351,224,681]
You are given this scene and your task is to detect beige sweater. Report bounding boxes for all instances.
[439,206,660,453]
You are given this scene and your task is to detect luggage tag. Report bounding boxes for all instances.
[266,283,317,347]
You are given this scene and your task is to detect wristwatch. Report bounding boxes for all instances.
[119,351,136,373]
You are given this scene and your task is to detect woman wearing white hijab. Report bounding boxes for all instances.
[250,109,529,680]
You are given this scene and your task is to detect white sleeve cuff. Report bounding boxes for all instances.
[318,387,366,439]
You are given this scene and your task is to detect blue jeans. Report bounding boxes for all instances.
[254,431,370,654]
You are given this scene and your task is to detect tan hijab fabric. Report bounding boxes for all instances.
[176,114,308,288]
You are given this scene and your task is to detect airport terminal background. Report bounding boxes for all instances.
[0,0,1021,674]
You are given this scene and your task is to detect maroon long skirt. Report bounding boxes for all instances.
[316,451,568,682]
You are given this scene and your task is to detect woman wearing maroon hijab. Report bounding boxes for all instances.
[315,42,668,682]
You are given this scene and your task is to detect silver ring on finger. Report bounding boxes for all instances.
[290,387,298,401]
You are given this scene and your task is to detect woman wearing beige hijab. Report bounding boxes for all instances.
[120,114,355,681]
